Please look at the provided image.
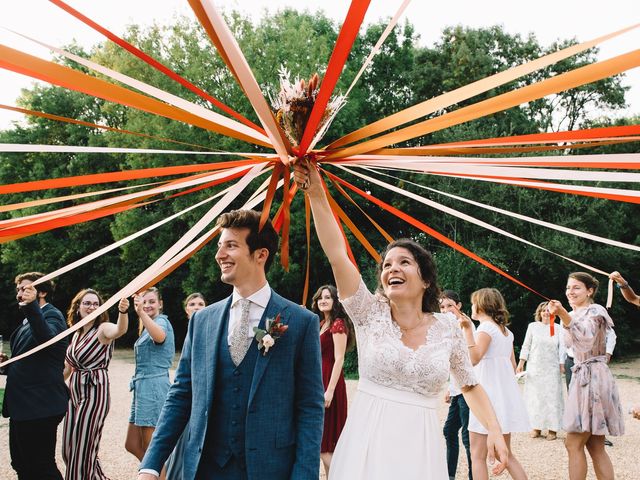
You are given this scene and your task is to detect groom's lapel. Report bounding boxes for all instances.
[205,296,232,402]
[248,291,289,406]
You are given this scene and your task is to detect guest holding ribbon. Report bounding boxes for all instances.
[548,272,624,480]
[125,287,175,479]
[311,285,353,478]
[1,272,68,479]
[610,271,640,307]
[516,301,564,441]
[439,289,475,480]
[165,293,206,480]
[294,159,509,480]
[463,288,529,480]
[62,289,129,480]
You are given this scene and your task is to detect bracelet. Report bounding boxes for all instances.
[619,282,630,290]
[118,309,128,314]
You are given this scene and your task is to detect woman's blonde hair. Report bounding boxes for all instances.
[471,288,510,333]
[138,287,162,335]
[533,301,549,322]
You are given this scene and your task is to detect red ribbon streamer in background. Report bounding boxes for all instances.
[49,0,264,134]
[432,124,640,147]
[323,169,547,298]
[0,158,261,195]
[296,0,371,155]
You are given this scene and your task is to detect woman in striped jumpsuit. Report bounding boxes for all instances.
[62,289,129,480]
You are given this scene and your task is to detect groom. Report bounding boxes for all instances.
[138,209,324,479]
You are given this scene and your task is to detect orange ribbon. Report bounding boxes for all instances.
[0,158,261,195]
[325,49,640,159]
[50,0,263,134]
[324,170,547,298]
[297,0,371,155]
[302,194,311,306]
[0,44,271,148]
[0,104,218,151]
[326,24,640,150]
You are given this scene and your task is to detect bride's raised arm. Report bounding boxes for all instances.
[294,160,361,299]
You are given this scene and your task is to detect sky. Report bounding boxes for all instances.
[1,0,638,129]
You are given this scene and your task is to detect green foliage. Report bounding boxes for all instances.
[0,11,637,355]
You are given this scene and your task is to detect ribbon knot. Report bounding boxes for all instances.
[571,355,606,387]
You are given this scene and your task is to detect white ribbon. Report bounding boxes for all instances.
[0,162,268,367]
[360,166,640,252]
[5,28,271,147]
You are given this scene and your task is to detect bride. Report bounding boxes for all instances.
[294,160,509,479]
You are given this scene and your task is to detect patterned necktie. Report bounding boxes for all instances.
[229,298,253,366]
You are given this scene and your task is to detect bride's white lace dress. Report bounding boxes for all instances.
[329,280,477,480]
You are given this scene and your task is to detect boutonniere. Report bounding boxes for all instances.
[253,313,288,355]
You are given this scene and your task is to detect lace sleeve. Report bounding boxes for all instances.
[330,318,348,335]
[448,316,478,389]
[340,279,378,326]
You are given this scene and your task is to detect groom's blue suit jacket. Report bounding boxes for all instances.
[141,290,324,479]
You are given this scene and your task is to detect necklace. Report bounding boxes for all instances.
[396,314,429,334]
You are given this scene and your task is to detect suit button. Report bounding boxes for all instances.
[233,387,240,393]
[233,370,240,376]
[231,437,237,443]
[232,404,238,409]
[232,420,238,426]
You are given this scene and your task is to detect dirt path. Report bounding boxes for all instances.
[1,352,639,479]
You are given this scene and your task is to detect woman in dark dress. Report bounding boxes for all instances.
[311,285,354,477]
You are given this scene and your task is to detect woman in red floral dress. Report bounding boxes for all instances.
[311,285,354,477]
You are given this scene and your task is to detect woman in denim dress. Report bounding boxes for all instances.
[125,287,175,478]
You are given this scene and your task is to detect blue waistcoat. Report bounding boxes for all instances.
[204,317,260,468]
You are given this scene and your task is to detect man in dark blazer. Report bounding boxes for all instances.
[138,209,324,480]
[0,272,69,479]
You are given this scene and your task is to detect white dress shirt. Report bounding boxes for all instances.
[228,282,272,344]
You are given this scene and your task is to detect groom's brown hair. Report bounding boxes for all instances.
[216,209,279,273]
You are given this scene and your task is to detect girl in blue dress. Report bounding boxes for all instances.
[125,287,175,477]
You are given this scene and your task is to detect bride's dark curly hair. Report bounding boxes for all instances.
[375,239,441,313]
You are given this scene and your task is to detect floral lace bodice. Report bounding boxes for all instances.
[342,280,477,396]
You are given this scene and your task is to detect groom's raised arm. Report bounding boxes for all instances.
[291,310,325,479]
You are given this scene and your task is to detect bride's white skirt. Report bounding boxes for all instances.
[329,378,447,480]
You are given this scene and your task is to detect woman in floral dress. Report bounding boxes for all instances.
[548,272,624,480]
[516,301,564,440]
[62,289,129,480]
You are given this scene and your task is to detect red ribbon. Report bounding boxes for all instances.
[324,169,547,298]
[296,0,371,156]
[49,0,264,134]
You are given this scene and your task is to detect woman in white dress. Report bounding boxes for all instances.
[516,301,564,440]
[463,288,530,480]
[294,160,509,480]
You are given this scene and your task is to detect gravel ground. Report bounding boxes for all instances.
[1,352,638,480]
